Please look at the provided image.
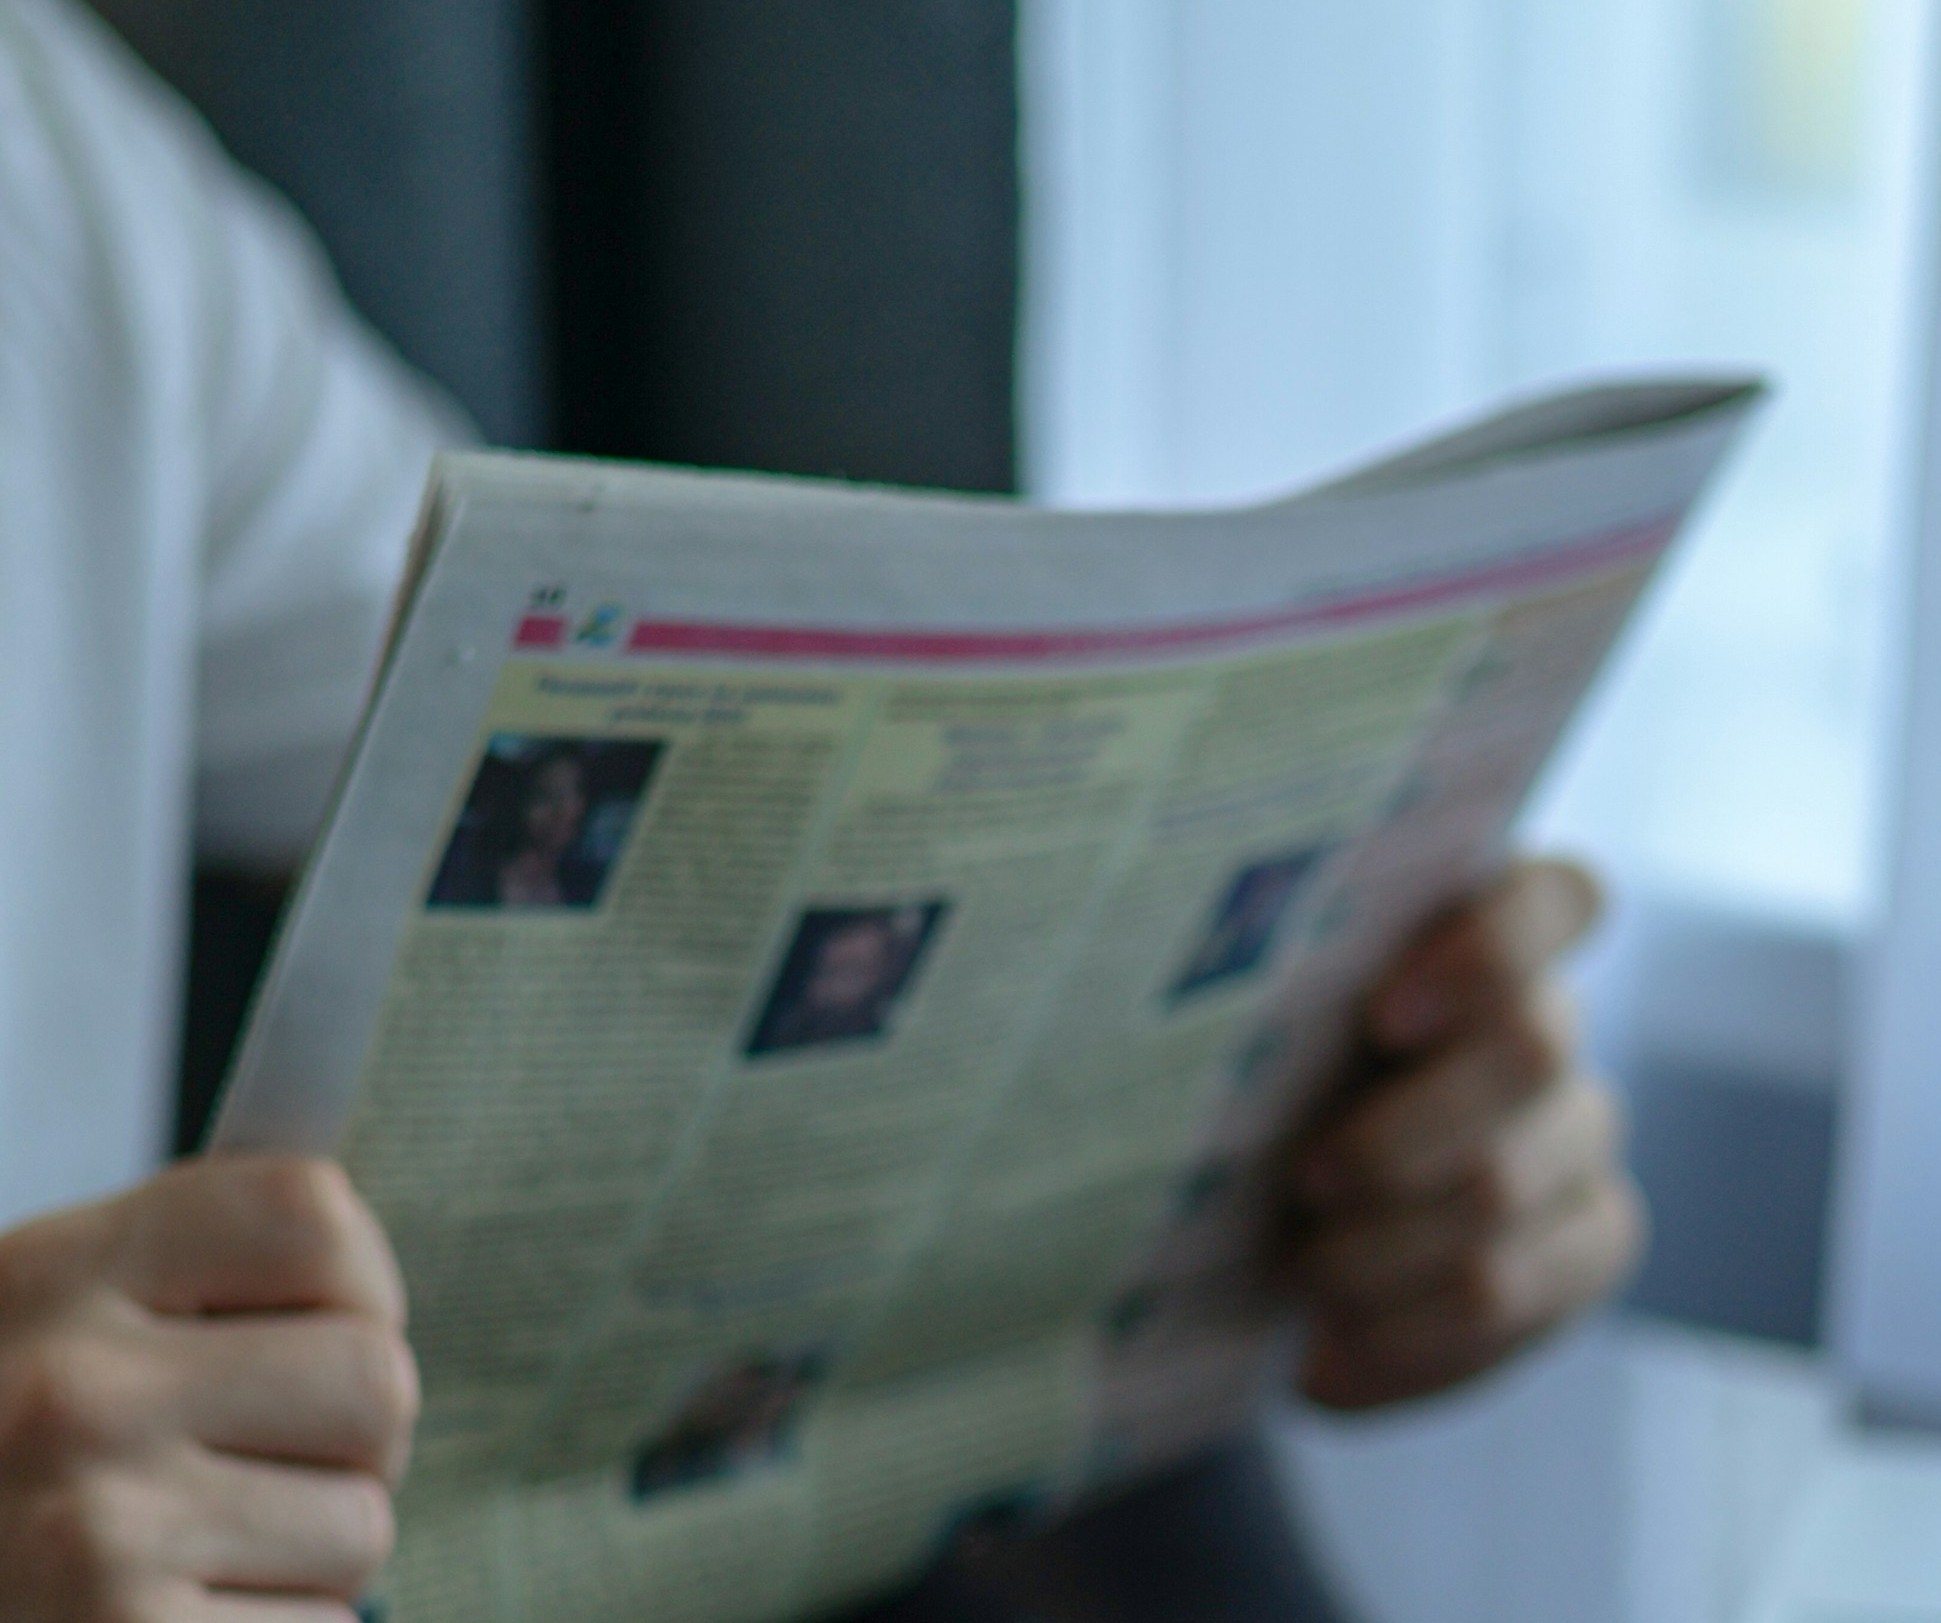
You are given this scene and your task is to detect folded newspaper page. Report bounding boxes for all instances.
[213,376,1764,1623]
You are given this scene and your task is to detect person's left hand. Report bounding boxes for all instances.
[1277,858,1645,1410]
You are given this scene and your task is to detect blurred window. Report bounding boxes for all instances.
[1021,0,1935,930]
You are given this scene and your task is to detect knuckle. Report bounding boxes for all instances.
[0,1234,29,1320]
[1608,1174,1651,1278]
[340,1475,398,1582]
[1588,1080,1629,1157]
[1545,859,1606,942]
[1503,859,1602,957]
[0,1223,64,1318]
[1542,982,1583,1046]
[1424,919,1495,1000]
[16,1479,130,1602]
[1451,1249,1517,1335]
[83,1582,178,1623]
[249,1158,361,1259]
[97,1594,165,1623]
[258,1156,356,1230]
[76,1597,144,1623]
[1465,1150,1519,1228]
[1469,910,1522,980]
[348,1323,421,1440]
[1571,1086,1618,1167]
[0,1338,133,1460]
[1501,1002,1570,1087]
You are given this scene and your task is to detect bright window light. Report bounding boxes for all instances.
[1022,0,1936,930]
[1512,0,1934,930]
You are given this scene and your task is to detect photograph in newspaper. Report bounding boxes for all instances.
[427,735,664,910]
[1170,850,1329,998]
[746,905,952,1056]
[629,1346,833,1503]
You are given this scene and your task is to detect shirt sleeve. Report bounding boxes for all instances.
[181,98,476,867]
[191,165,475,865]
[15,0,476,868]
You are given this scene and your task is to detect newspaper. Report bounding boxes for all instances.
[212,377,1765,1623]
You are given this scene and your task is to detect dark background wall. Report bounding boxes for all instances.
[89,0,1019,487]
[546,0,1019,489]
[91,0,549,448]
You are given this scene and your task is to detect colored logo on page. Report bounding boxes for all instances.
[574,604,625,648]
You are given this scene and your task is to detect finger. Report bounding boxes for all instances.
[110,1159,406,1326]
[167,1316,419,1483]
[1404,1170,1640,1356]
[1291,1080,1626,1313]
[1287,1187,1486,1312]
[1480,1168,1646,1337]
[1298,984,1576,1204]
[1474,1075,1626,1230]
[173,1585,360,1623]
[200,1602,361,1623]
[1298,1172,1644,1410]
[1299,1321,1514,1413]
[177,1451,394,1599]
[1368,859,1602,1052]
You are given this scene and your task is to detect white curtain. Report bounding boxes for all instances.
[1835,5,1941,1418]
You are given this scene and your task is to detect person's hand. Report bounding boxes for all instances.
[0,1156,418,1620]
[1281,859,1644,1410]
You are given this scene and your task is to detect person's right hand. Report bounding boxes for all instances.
[0,1156,417,1621]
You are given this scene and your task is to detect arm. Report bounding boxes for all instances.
[1281,859,1644,1409]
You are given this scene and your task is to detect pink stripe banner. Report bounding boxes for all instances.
[574,514,1670,668]
[515,614,569,649]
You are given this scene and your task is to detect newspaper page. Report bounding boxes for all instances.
[212,377,1765,1623]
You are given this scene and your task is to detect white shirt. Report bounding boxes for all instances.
[0,0,462,1226]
